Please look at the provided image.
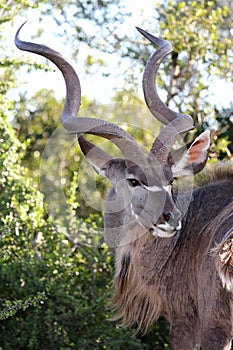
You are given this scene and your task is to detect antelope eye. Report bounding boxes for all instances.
[127,178,141,187]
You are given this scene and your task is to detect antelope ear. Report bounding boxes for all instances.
[170,130,211,176]
[78,136,127,183]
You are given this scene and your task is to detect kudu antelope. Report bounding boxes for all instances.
[15,23,233,349]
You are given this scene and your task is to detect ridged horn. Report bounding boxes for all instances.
[137,27,193,160]
[15,22,146,165]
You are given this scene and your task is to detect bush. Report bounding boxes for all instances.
[0,114,147,349]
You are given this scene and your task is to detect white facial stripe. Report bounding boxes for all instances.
[144,184,171,193]
[130,203,147,229]
[163,185,171,193]
[130,203,139,220]
[144,185,161,192]
[126,174,172,194]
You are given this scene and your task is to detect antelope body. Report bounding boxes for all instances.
[15,23,233,349]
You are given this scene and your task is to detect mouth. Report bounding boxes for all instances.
[150,221,182,238]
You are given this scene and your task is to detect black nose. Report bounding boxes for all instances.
[163,211,181,227]
[163,212,172,222]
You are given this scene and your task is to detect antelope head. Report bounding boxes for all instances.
[15,24,210,245]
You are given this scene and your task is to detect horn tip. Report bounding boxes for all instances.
[136,26,148,36]
[15,20,28,46]
[136,26,171,49]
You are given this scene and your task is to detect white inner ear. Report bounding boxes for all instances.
[187,130,210,163]
[172,130,210,176]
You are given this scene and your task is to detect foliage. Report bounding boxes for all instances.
[213,104,233,159]
[35,0,233,158]
[39,0,129,53]
[0,113,148,349]
[0,292,47,321]
[14,89,162,221]
[129,0,232,157]
[0,4,147,349]
[155,1,232,126]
